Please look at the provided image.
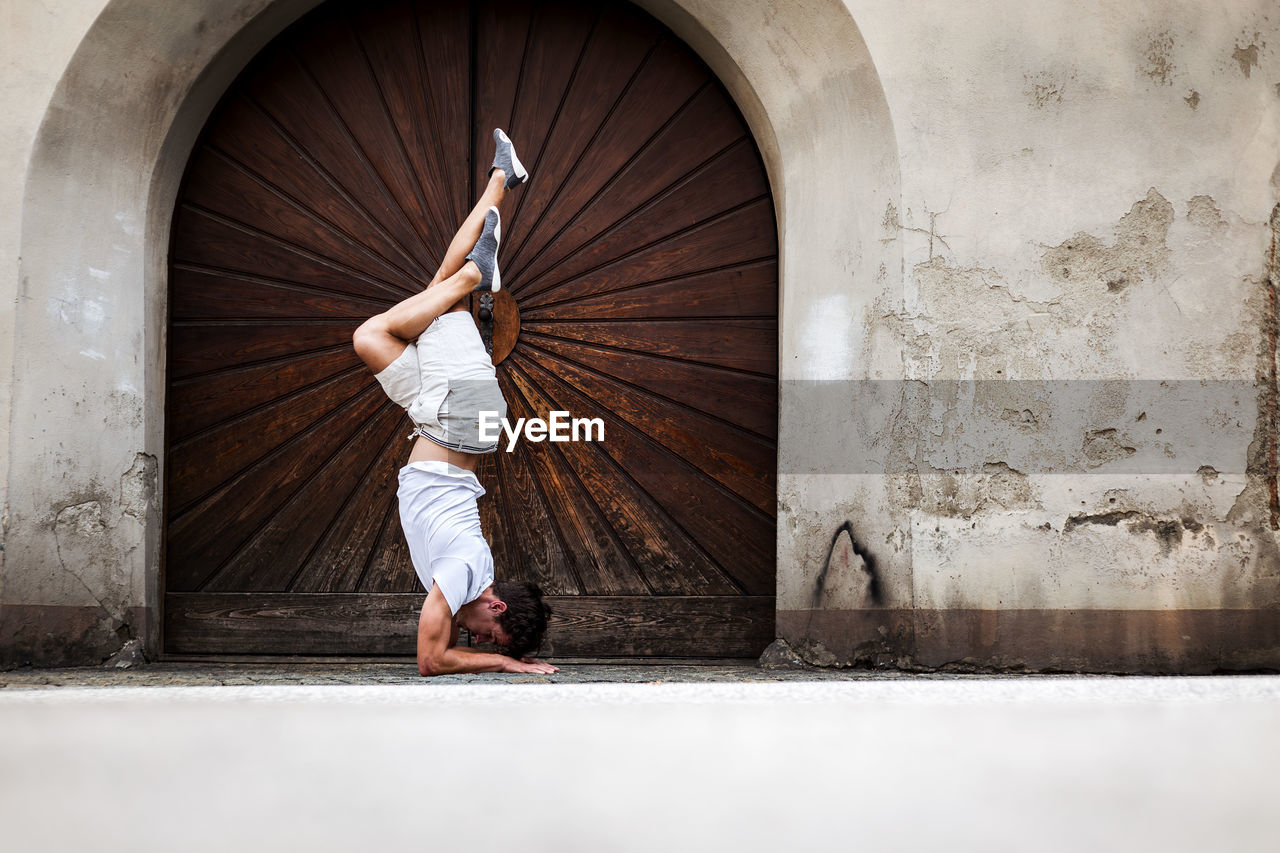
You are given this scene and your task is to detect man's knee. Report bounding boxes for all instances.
[352,315,399,372]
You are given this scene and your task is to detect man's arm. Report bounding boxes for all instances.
[415,584,553,676]
[447,645,558,669]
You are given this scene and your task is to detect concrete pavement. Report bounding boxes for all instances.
[3,665,1278,851]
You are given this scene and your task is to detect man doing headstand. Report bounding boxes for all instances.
[352,130,556,676]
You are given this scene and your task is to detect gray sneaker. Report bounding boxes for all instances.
[465,206,502,292]
[489,128,528,190]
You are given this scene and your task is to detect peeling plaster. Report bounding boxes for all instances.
[1024,71,1068,108]
[1041,189,1174,297]
[1141,30,1176,87]
[1063,509,1206,555]
[862,185,1280,624]
[120,452,158,521]
[875,189,1183,382]
[12,452,158,665]
[919,462,1038,518]
[1232,43,1260,78]
[1083,428,1138,467]
[775,2,1280,670]
[53,500,110,612]
[1228,204,1280,530]
[1186,195,1227,230]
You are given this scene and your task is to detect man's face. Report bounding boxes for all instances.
[464,605,510,648]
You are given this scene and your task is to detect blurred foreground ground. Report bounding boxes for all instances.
[3,663,1278,851]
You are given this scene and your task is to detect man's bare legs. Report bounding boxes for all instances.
[428,169,509,290]
[351,169,508,374]
[352,169,509,470]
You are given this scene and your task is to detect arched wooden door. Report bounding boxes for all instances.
[164,0,777,658]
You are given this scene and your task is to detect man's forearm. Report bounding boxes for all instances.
[418,645,512,676]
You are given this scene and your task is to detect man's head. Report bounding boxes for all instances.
[492,581,551,659]
[459,581,552,657]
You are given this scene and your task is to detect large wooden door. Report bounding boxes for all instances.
[163,0,777,658]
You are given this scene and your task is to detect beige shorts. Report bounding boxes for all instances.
[374,311,507,454]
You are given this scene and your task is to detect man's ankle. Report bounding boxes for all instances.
[457,261,482,289]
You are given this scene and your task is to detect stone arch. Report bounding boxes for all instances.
[7,0,899,662]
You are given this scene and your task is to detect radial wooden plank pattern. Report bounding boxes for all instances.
[164,0,777,658]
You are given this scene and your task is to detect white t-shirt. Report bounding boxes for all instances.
[397,461,494,614]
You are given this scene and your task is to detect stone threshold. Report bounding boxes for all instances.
[0,658,1103,689]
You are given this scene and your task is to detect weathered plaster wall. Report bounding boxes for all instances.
[776,0,1280,671]
[2,0,323,666]
[0,0,107,661]
[4,0,1279,671]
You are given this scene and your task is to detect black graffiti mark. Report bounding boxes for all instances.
[812,520,882,605]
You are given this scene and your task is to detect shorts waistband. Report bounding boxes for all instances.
[428,310,478,330]
[411,423,499,455]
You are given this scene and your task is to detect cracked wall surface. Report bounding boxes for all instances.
[3,0,321,667]
[2,452,158,667]
[778,0,1280,671]
[4,0,1280,670]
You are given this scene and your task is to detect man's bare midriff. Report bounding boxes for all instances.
[407,435,482,472]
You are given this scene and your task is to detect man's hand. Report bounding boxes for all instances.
[501,657,559,674]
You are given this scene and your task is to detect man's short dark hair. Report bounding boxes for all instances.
[494,581,551,659]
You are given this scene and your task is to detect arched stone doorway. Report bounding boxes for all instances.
[8,0,898,667]
[162,0,779,657]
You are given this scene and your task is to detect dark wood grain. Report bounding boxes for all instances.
[164,0,779,657]
[471,0,535,194]
[513,95,758,295]
[165,593,774,658]
[292,429,407,592]
[203,402,405,592]
[353,0,469,247]
[504,357,742,595]
[502,364,652,596]
[519,199,777,311]
[167,345,360,443]
[504,37,718,283]
[166,387,389,590]
[181,158,422,296]
[165,592,421,655]
[541,595,774,658]
[291,7,452,254]
[510,353,775,595]
[354,496,417,593]
[499,2,659,269]
[168,368,373,506]
[494,0,599,264]
[521,259,778,321]
[244,49,443,274]
[491,371,582,595]
[523,318,777,376]
[169,320,358,380]
[173,205,412,306]
[518,333,778,440]
[506,39,711,280]
[473,452,519,584]
[183,128,431,290]
[171,265,390,322]
[516,345,776,514]
[471,288,520,365]
[412,0,472,227]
